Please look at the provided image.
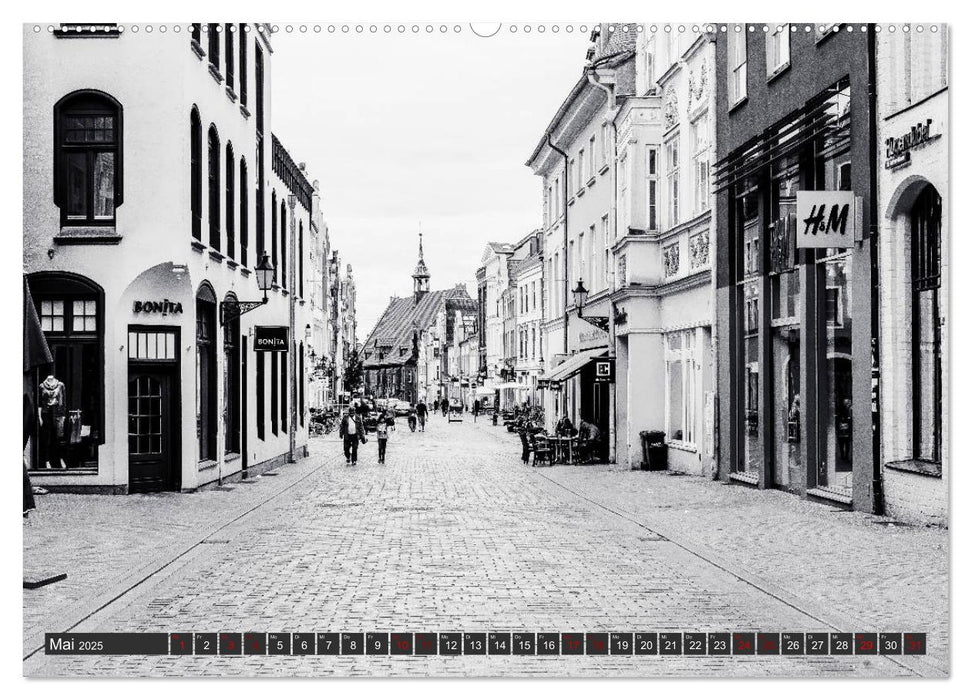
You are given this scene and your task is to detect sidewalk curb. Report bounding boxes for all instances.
[22,453,336,661]
[532,469,947,678]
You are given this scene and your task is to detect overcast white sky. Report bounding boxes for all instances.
[271,26,590,335]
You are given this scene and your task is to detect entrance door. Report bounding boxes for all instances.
[128,369,176,492]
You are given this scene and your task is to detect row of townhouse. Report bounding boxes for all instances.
[23,23,357,494]
[468,23,947,527]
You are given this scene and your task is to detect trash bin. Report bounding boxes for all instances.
[639,430,668,471]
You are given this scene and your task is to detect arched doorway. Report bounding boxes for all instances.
[26,272,104,473]
[910,184,943,463]
[196,283,218,462]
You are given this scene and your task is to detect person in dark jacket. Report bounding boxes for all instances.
[416,400,428,432]
[339,408,367,465]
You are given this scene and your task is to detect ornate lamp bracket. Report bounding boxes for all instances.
[220,299,267,326]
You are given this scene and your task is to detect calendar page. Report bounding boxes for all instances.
[20,14,949,682]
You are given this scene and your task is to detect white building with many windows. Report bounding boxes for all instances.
[608,28,718,474]
[24,23,319,493]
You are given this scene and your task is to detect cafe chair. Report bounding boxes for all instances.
[532,434,552,467]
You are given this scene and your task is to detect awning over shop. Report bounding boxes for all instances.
[543,348,608,383]
[494,382,530,391]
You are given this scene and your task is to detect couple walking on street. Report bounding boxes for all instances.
[339,407,391,465]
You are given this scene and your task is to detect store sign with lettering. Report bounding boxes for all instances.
[593,359,615,384]
[796,191,862,248]
[885,118,940,170]
[133,299,183,315]
[254,326,289,352]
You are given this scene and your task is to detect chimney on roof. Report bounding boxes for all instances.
[299,162,306,171]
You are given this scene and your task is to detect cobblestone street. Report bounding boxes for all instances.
[23,415,948,678]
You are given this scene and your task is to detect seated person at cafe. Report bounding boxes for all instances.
[555,414,576,437]
[577,417,603,462]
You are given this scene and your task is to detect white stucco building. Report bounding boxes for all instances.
[24,24,318,492]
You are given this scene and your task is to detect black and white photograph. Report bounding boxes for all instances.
[15,4,957,687]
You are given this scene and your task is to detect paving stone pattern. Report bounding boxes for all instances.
[23,417,947,677]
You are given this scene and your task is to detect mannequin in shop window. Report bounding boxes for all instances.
[38,373,67,469]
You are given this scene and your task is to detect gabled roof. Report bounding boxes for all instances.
[362,286,475,368]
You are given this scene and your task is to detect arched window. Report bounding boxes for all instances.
[225,142,235,259]
[912,184,943,463]
[190,107,202,239]
[207,125,220,250]
[271,189,278,280]
[239,157,248,266]
[281,199,288,289]
[54,90,123,226]
[207,24,220,71]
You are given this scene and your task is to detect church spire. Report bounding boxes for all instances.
[412,224,430,304]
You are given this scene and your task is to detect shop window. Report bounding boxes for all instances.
[271,352,279,435]
[911,185,942,464]
[128,330,176,361]
[256,351,266,440]
[54,90,123,227]
[281,352,288,432]
[299,343,305,426]
[665,330,699,446]
[28,273,105,473]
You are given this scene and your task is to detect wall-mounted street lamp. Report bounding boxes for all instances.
[220,252,275,325]
[572,278,610,332]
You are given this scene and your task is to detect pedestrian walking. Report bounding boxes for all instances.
[442,399,448,418]
[339,408,367,466]
[472,398,480,422]
[375,418,389,464]
[416,400,428,432]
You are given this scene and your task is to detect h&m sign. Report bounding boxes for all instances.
[795,191,863,249]
[254,326,289,352]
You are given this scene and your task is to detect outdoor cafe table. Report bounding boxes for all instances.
[548,436,576,465]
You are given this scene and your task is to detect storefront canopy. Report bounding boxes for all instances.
[544,348,608,383]
[493,382,530,391]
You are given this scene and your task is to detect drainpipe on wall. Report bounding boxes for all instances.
[586,67,620,464]
[546,133,570,359]
[867,24,884,515]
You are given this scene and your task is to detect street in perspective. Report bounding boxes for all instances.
[22,21,949,679]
